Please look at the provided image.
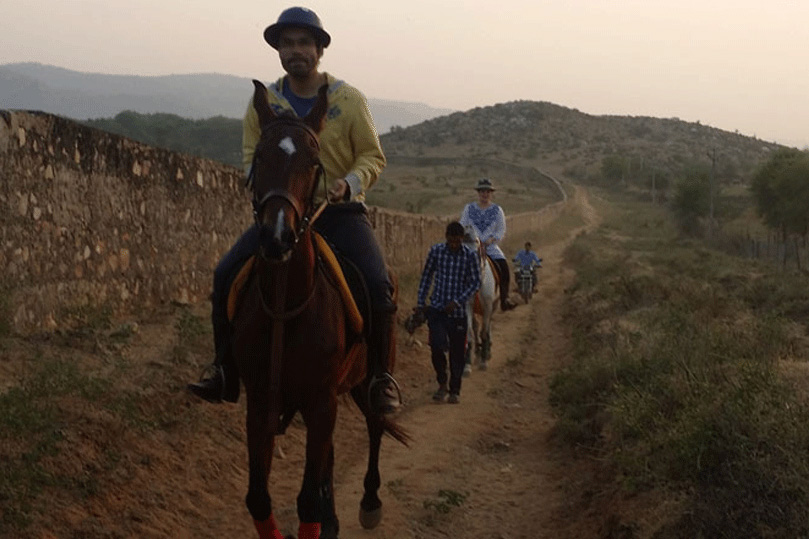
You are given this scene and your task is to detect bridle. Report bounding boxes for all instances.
[246,114,332,322]
[248,115,328,243]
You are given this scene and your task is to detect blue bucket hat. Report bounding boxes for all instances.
[264,7,331,49]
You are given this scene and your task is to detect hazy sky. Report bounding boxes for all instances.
[2,0,808,147]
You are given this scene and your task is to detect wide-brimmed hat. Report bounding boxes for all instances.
[475,178,495,191]
[264,7,331,50]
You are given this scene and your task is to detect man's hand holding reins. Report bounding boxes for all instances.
[327,178,349,202]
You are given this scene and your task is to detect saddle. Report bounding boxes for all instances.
[227,232,366,338]
[227,233,371,433]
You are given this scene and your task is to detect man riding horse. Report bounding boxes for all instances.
[188,6,401,417]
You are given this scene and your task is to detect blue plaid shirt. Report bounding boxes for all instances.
[417,242,481,318]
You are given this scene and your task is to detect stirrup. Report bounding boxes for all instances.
[187,363,226,403]
[200,363,225,385]
[368,372,402,413]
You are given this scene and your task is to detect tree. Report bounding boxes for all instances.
[750,149,808,233]
[750,148,809,268]
[600,154,626,183]
[671,167,710,236]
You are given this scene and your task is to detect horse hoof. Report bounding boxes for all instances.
[463,364,472,377]
[359,506,382,529]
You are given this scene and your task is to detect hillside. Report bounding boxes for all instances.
[0,62,453,134]
[5,62,792,222]
[71,99,785,217]
[382,101,785,186]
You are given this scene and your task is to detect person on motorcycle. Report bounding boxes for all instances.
[513,241,542,293]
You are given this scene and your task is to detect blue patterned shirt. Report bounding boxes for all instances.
[459,202,507,260]
[417,242,482,318]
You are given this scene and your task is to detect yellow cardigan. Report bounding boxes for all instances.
[242,73,386,203]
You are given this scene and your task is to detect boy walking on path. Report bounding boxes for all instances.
[415,222,481,403]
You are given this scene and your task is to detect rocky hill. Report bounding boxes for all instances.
[4,61,788,204]
[380,100,785,185]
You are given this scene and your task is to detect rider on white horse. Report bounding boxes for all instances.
[459,178,517,311]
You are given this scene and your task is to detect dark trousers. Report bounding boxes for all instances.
[492,257,511,307]
[212,226,259,337]
[312,203,395,314]
[427,309,468,395]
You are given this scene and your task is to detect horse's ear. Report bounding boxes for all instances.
[303,84,329,134]
[252,79,275,128]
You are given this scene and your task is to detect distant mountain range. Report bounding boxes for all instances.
[3,62,788,197]
[0,62,454,134]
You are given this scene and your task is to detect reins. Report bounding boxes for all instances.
[247,112,333,434]
[256,255,319,320]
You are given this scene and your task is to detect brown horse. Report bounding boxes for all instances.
[231,80,408,539]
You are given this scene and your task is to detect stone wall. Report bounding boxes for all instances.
[0,110,563,334]
[1,110,254,333]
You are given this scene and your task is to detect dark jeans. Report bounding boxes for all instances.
[312,203,395,314]
[492,257,511,306]
[427,308,468,395]
[211,203,395,346]
[212,226,260,333]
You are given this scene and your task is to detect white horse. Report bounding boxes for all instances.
[462,225,499,374]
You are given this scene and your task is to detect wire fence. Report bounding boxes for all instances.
[714,230,808,272]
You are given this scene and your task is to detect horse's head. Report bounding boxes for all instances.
[249,79,328,262]
[462,225,486,262]
[462,225,478,246]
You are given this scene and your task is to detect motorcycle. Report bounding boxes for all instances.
[516,267,534,303]
[515,259,541,304]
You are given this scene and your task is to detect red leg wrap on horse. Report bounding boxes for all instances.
[253,515,284,539]
[298,522,321,539]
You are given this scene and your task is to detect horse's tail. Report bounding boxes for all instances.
[380,416,410,447]
[349,386,410,446]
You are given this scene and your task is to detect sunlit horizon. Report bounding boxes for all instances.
[2,0,808,148]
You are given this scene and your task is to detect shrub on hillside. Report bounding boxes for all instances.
[553,197,809,537]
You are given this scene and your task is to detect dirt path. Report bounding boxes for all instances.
[179,187,601,539]
[319,188,603,538]
[184,188,601,538]
[4,189,603,539]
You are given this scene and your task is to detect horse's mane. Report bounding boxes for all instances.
[462,224,479,245]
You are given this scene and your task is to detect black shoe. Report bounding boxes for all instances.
[432,385,448,402]
[187,365,238,403]
[501,300,517,311]
[369,373,402,415]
